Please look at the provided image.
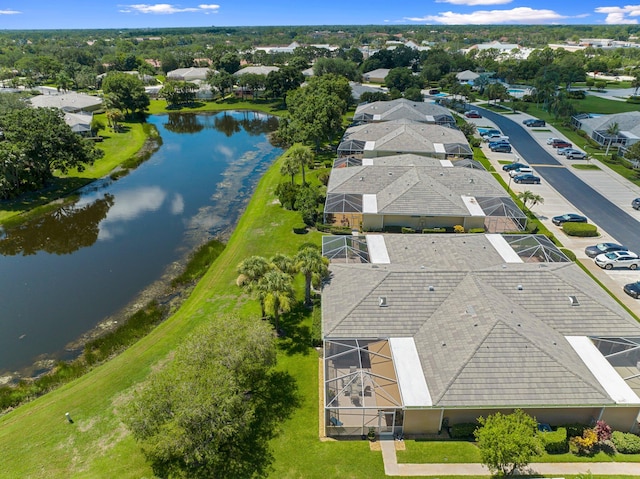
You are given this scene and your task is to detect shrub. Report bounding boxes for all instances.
[539,427,569,454]
[330,226,353,235]
[560,248,577,261]
[627,95,640,104]
[566,90,586,99]
[401,227,416,234]
[453,224,465,233]
[451,422,480,439]
[563,423,588,438]
[422,227,448,233]
[293,224,308,234]
[569,428,597,456]
[468,228,485,233]
[562,222,598,237]
[612,431,640,454]
[594,420,612,442]
[317,171,330,186]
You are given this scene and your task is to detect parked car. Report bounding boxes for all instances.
[481,129,501,138]
[523,119,545,127]
[557,147,574,156]
[491,144,512,153]
[551,213,587,226]
[509,166,533,177]
[483,134,509,142]
[546,137,561,145]
[488,139,510,148]
[623,281,640,299]
[585,242,629,258]
[513,173,541,184]
[502,162,528,172]
[465,110,482,118]
[594,251,640,270]
[565,150,587,160]
[551,139,572,148]
[632,198,640,210]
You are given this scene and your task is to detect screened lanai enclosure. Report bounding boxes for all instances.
[322,235,370,263]
[591,337,640,397]
[477,196,527,233]
[324,339,404,437]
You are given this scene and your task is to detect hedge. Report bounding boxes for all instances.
[562,222,599,237]
[293,224,308,234]
[539,427,569,454]
[401,227,416,234]
[563,423,589,438]
[450,422,479,439]
[612,431,640,454]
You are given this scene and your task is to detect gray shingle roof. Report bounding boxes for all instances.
[326,156,506,216]
[354,98,455,124]
[322,234,640,407]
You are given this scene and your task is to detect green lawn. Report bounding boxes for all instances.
[146,97,284,115]
[397,440,482,463]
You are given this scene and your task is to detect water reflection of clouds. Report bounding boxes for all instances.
[171,194,185,215]
[98,186,167,240]
[215,145,234,161]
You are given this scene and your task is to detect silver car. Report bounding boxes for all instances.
[566,150,587,160]
[594,251,640,270]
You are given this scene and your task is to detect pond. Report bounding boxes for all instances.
[0,111,282,377]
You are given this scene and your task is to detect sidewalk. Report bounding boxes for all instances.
[380,439,640,476]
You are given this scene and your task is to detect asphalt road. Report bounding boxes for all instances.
[476,106,640,253]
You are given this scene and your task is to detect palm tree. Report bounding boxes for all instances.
[258,269,295,334]
[270,253,297,275]
[288,144,314,185]
[295,246,329,306]
[279,155,299,185]
[605,122,620,155]
[236,255,272,317]
[517,190,544,210]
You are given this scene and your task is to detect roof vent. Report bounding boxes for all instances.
[428,285,435,291]
[569,295,579,306]
[517,284,523,291]
[359,176,364,181]
[378,296,388,307]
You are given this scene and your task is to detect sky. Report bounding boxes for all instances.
[0,1,638,30]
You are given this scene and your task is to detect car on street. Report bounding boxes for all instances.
[565,150,587,160]
[491,144,512,153]
[550,139,572,148]
[585,242,629,258]
[552,213,587,226]
[513,173,541,184]
[623,281,640,299]
[594,251,640,270]
[465,110,482,118]
[502,162,528,172]
[509,166,533,177]
[632,198,640,210]
[523,119,545,127]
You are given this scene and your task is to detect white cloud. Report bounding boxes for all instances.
[406,7,566,24]
[595,5,640,24]
[122,3,219,15]
[0,9,21,15]
[436,0,512,5]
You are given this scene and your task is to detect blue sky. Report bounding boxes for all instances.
[0,1,638,30]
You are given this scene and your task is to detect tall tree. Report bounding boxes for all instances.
[279,154,299,185]
[295,246,329,306]
[605,122,620,155]
[288,143,314,185]
[101,72,149,116]
[237,255,272,318]
[123,315,298,479]
[475,409,542,477]
[257,269,295,334]
[517,190,544,210]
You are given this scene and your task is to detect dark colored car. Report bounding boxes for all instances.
[488,140,510,148]
[523,119,545,127]
[585,242,628,258]
[624,281,640,299]
[513,173,541,184]
[551,139,572,148]
[491,144,512,153]
[552,213,587,226]
[632,198,640,210]
[502,162,527,172]
[465,110,482,118]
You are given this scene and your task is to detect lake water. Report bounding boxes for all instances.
[0,111,282,376]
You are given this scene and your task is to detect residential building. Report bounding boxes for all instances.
[353,98,455,127]
[363,69,391,84]
[321,233,640,437]
[571,112,640,150]
[166,67,211,82]
[30,91,103,113]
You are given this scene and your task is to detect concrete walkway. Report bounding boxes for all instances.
[379,439,640,476]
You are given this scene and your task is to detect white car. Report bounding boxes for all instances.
[509,166,533,177]
[594,251,640,270]
[546,137,561,145]
[483,134,509,142]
